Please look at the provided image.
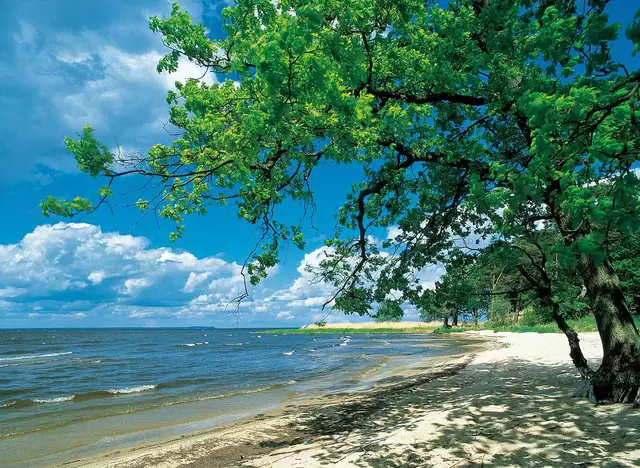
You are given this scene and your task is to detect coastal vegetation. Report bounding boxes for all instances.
[260,316,640,335]
[44,0,640,405]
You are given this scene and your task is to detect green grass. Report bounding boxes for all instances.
[257,327,438,335]
[436,316,602,334]
[485,315,601,333]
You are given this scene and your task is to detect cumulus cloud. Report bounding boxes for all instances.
[182,272,211,293]
[0,223,440,326]
[0,222,363,327]
[0,223,245,321]
[269,246,335,302]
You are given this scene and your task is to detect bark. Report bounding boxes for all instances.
[515,250,594,381]
[578,253,640,402]
[551,303,592,379]
[552,205,640,404]
[443,316,450,328]
[509,293,520,324]
[512,308,520,324]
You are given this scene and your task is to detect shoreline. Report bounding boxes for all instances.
[60,331,640,467]
[53,335,488,468]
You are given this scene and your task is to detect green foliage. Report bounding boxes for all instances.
[64,126,114,177]
[48,1,640,314]
[259,327,436,335]
[373,301,403,322]
[607,230,640,314]
[40,195,92,217]
[487,315,603,333]
[519,305,554,326]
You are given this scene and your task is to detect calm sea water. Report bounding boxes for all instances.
[0,328,466,466]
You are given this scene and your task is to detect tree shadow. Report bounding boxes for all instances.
[259,356,640,467]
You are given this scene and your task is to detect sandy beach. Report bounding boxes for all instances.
[65,332,640,468]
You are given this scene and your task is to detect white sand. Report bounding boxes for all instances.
[71,332,640,468]
[248,332,640,467]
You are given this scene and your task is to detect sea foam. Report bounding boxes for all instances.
[32,395,75,403]
[0,352,72,362]
[106,385,157,394]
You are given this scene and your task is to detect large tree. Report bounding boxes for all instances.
[44,0,640,404]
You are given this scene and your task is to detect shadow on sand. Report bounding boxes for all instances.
[255,356,639,467]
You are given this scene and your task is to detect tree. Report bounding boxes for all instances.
[608,230,640,315]
[373,300,403,322]
[418,252,490,327]
[44,1,640,404]
[495,234,594,378]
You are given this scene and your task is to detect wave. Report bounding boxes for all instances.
[176,342,209,347]
[2,384,159,409]
[72,385,157,401]
[0,351,72,362]
[106,385,157,395]
[1,394,76,409]
[32,395,75,403]
[225,343,243,346]
[1,400,35,409]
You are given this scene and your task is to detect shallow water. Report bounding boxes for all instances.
[0,328,466,466]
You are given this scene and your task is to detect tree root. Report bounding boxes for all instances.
[573,370,640,406]
[612,386,639,404]
[571,381,591,399]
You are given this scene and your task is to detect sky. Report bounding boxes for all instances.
[0,0,636,328]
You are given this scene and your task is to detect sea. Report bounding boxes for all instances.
[0,328,470,467]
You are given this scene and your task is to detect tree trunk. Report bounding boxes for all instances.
[443,316,449,328]
[552,205,640,404]
[551,302,592,379]
[578,253,640,403]
[509,292,519,324]
[452,312,459,327]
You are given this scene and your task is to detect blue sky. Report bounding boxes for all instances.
[0,0,636,328]
[0,0,389,328]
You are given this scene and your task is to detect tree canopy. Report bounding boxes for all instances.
[44,0,640,403]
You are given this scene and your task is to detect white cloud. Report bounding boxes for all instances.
[123,278,152,295]
[387,225,402,240]
[269,246,335,302]
[287,296,327,308]
[1,223,433,326]
[182,272,211,293]
[276,311,295,320]
[88,270,107,285]
[54,40,216,129]
[0,222,243,320]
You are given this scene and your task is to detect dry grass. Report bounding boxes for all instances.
[301,321,443,330]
